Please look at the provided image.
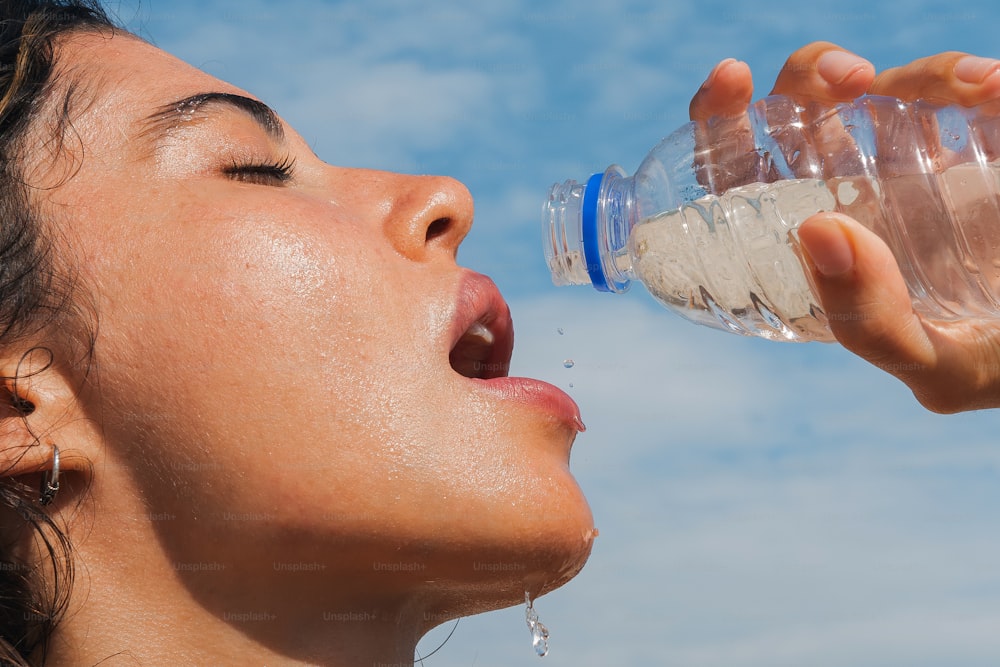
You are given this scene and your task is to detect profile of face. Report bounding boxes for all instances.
[18,29,595,663]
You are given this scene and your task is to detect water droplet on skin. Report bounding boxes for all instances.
[563,359,575,369]
[525,592,550,657]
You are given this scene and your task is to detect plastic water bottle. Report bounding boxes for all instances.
[542,94,1000,342]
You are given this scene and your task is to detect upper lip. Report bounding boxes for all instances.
[448,272,514,380]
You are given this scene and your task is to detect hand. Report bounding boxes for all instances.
[690,43,1000,412]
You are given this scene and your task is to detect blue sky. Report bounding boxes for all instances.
[118,1,1000,664]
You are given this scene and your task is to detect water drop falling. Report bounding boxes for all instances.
[525,592,550,657]
[562,359,575,369]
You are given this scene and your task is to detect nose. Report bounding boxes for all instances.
[378,172,474,262]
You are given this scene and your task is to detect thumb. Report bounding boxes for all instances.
[796,212,936,374]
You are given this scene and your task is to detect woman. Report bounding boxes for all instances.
[0,1,998,665]
[0,2,594,664]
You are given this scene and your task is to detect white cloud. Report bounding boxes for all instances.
[281,59,495,169]
[134,0,538,170]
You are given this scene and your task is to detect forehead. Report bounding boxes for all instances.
[50,31,250,134]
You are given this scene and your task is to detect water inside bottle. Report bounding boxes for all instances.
[631,163,1000,341]
[632,178,837,341]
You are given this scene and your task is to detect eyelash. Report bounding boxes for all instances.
[224,156,296,185]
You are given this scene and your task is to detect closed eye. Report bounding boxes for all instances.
[224,156,296,185]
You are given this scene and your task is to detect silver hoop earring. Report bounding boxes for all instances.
[39,445,60,506]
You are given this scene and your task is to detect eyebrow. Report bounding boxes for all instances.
[141,92,285,143]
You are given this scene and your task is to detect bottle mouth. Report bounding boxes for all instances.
[542,168,632,292]
[542,177,592,287]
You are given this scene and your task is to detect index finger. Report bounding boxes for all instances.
[688,58,759,194]
[688,58,753,121]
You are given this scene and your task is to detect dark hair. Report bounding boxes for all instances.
[0,1,115,664]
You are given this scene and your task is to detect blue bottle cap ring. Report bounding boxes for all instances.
[581,172,610,292]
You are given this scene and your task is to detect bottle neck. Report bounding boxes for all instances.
[543,165,635,293]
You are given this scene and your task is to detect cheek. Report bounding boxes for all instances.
[87,199,393,451]
[94,202,457,496]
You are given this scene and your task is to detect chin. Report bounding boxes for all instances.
[416,474,597,625]
[418,545,596,630]
[520,480,597,599]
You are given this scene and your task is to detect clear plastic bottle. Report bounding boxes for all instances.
[542,94,1000,342]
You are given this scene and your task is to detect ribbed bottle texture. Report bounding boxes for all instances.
[542,95,1000,342]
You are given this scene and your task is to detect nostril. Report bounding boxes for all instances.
[425,217,451,243]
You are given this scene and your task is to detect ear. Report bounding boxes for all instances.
[0,346,89,502]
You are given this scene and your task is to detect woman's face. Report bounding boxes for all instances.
[36,32,594,622]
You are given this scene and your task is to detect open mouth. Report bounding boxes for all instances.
[450,320,507,379]
[445,272,584,433]
[448,275,514,380]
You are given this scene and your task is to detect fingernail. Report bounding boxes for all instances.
[817,50,870,85]
[703,57,738,88]
[954,55,1000,84]
[799,215,855,277]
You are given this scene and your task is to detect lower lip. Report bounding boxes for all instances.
[471,376,585,433]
